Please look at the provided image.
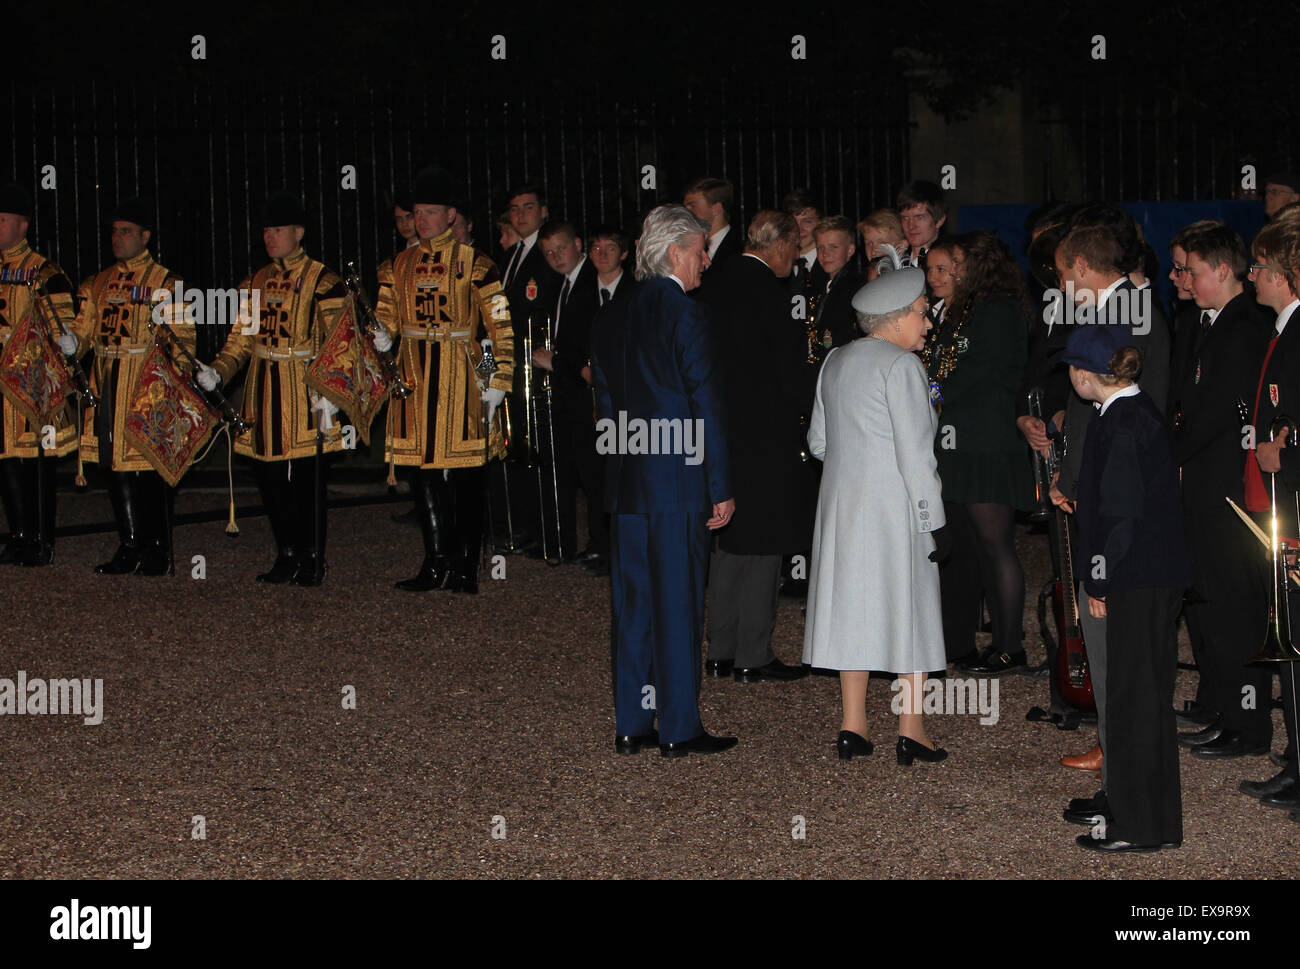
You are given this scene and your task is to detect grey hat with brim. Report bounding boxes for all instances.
[851,265,926,316]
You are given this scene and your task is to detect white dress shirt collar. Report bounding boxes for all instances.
[1275,299,1299,336]
[1098,383,1142,416]
[707,224,731,260]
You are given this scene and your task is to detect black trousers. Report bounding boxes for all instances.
[706,547,781,667]
[1104,586,1183,846]
[1183,504,1270,745]
[251,456,329,558]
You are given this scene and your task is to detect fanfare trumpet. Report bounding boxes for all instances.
[146,319,251,436]
[1254,415,1300,663]
[28,276,97,406]
[342,262,412,400]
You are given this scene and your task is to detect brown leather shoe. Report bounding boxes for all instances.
[1061,745,1103,771]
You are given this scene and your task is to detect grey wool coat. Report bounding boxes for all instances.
[801,336,948,673]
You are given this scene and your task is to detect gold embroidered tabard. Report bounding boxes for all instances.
[211,247,346,461]
[72,250,194,471]
[376,229,514,469]
[0,240,77,459]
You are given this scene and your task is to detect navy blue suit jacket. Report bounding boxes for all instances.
[590,275,731,514]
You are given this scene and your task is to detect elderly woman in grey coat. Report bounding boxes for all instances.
[802,265,952,765]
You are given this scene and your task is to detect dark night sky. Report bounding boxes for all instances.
[13,1,1287,122]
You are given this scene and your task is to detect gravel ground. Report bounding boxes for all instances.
[1,485,1297,880]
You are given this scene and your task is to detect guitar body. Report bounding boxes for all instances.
[1028,387,1097,713]
[1052,575,1096,712]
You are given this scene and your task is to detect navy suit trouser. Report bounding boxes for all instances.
[611,510,710,744]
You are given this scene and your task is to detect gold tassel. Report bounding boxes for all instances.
[74,407,87,487]
[223,426,239,536]
[385,400,397,487]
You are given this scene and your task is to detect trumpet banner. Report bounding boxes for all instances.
[304,297,387,446]
[0,309,73,427]
[124,342,218,486]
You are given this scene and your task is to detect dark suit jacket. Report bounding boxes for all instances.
[710,224,743,269]
[1076,392,1191,597]
[1172,289,1270,510]
[591,276,730,513]
[1248,306,1300,524]
[701,254,819,554]
[1059,280,1173,497]
[789,255,827,304]
[1167,298,1200,419]
[550,259,600,420]
[817,266,862,350]
[503,238,561,412]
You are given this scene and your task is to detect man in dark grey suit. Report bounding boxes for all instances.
[701,211,816,683]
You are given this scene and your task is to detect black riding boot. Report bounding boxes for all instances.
[20,453,56,567]
[254,463,297,583]
[448,466,485,594]
[0,458,28,565]
[291,456,327,586]
[95,472,144,574]
[396,468,453,591]
[138,474,175,577]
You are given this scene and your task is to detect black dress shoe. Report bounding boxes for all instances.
[1178,723,1226,748]
[1240,771,1297,800]
[1261,785,1300,809]
[1176,700,1219,729]
[705,658,734,678]
[1076,835,1177,853]
[1064,807,1113,826]
[1188,731,1269,759]
[256,551,299,584]
[897,735,948,765]
[615,730,659,754]
[1067,790,1109,813]
[577,547,602,564]
[734,658,810,683]
[962,649,1027,677]
[94,544,142,575]
[659,732,738,757]
[837,730,874,760]
[1272,749,1296,768]
[950,649,983,670]
[583,558,610,577]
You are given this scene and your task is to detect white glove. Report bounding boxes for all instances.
[196,363,220,392]
[371,328,393,353]
[482,386,506,426]
[58,332,78,356]
[480,338,493,353]
[311,393,340,431]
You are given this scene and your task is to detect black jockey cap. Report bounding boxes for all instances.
[0,182,32,219]
[412,166,456,207]
[111,196,153,232]
[262,190,306,228]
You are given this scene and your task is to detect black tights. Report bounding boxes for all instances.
[940,501,1025,661]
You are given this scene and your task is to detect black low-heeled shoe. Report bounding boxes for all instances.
[836,730,874,760]
[897,735,948,765]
